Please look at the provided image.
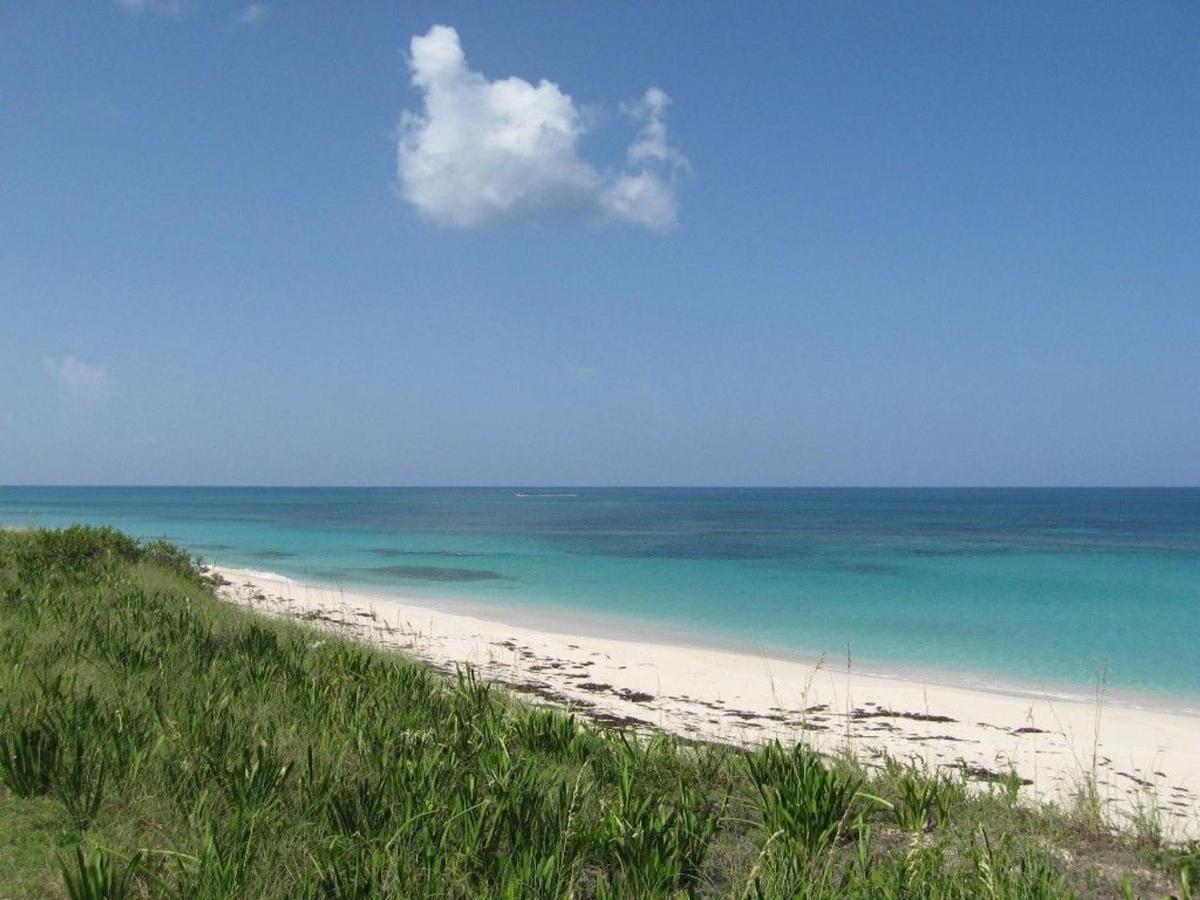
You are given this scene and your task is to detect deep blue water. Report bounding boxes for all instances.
[2,487,1197,708]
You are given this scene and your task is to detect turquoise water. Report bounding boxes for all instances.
[2,487,1197,708]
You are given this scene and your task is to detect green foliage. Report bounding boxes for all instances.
[888,758,963,833]
[0,723,61,798]
[972,828,1070,899]
[139,538,199,579]
[510,706,593,761]
[1151,842,1200,900]
[6,524,199,585]
[597,765,723,895]
[60,845,141,900]
[747,741,863,857]
[23,525,139,576]
[56,735,107,832]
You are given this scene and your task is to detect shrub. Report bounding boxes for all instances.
[746,741,863,858]
[60,846,142,900]
[0,721,62,797]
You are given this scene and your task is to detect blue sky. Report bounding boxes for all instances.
[1,1,1197,486]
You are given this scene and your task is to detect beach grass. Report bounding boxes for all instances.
[0,526,1196,898]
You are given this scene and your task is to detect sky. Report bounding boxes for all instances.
[1,1,1197,486]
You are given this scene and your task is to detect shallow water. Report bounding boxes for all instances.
[2,487,1197,707]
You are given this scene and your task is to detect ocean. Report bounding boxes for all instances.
[2,487,1197,709]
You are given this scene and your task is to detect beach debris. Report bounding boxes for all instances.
[850,707,956,724]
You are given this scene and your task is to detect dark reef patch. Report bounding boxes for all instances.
[570,540,786,561]
[370,564,503,582]
[369,548,487,559]
[905,544,1017,558]
[252,549,295,560]
[833,562,905,576]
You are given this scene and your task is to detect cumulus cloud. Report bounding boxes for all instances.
[44,357,116,406]
[238,3,269,25]
[397,25,687,232]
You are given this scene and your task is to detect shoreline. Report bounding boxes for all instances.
[5,515,1197,715]
[227,563,1200,719]
[216,564,1200,837]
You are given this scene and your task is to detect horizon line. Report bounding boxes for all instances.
[2,484,1198,491]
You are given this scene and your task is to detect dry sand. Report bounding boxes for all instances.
[215,565,1200,838]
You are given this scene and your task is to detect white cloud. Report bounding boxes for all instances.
[624,87,688,171]
[600,171,680,232]
[43,357,116,406]
[116,0,185,15]
[238,3,269,25]
[397,25,687,232]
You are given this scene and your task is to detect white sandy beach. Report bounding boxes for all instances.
[216,565,1200,838]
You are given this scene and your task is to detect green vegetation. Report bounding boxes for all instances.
[0,525,1195,898]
